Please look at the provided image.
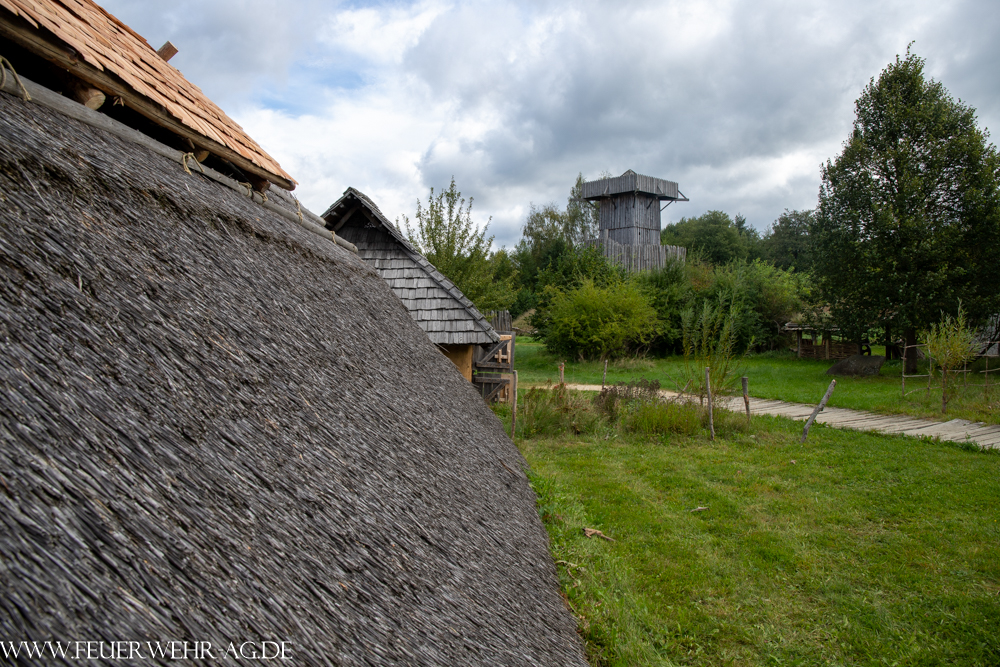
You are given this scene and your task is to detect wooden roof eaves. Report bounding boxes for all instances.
[324,188,499,344]
[0,5,296,190]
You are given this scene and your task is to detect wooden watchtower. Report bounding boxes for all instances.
[582,170,688,271]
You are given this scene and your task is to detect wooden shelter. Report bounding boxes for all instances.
[322,189,513,400]
[784,323,864,360]
[581,169,688,271]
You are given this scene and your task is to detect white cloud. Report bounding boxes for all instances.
[319,1,449,66]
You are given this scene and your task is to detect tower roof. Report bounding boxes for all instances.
[581,169,687,201]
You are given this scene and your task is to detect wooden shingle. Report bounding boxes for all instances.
[323,189,499,347]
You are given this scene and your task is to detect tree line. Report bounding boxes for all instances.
[402,49,1000,364]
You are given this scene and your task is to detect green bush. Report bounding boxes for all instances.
[682,296,744,402]
[625,401,702,436]
[635,259,692,352]
[636,257,808,355]
[543,280,659,361]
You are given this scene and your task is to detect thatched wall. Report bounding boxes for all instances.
[0,90,585,665]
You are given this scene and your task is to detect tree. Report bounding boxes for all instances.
[401,178,516,313]
[510,173,600,318]
[514,174,598,292]
[760,209,814,272]
[660,211,758,265]
[813,49,1000,372]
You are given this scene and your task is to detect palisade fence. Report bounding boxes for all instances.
[583,232,687,273]
[901,341,1000,400]
[486,310,512,333]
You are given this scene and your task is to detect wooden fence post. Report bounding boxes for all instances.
[742,376,750,423]
[559,362,565,385]
[801,380,836,443]
[705,367,714,441]
[510,370,518,439]
[602,359,608,390]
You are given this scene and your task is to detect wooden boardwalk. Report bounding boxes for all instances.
[562,384,1000,449]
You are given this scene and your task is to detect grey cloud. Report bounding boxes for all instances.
[94,1,1000,249]
[399,0,1000,246]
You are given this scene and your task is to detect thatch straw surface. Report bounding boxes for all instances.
[0,90,585,665]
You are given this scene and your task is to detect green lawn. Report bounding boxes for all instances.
[494,392,1000,665]
[512,339,1000,425]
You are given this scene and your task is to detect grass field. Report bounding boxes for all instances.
[492,390,1000,665]
[512,339,1000,425]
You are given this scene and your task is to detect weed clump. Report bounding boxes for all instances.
[593,379,660,422]
[521,384,603,438]
[624,401,701,436]
[515,378,750,442]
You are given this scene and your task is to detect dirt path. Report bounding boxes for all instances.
[560,384,1000,449]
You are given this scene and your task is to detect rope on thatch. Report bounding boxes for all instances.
[181,152,205,175]
[0,56,30,101]
[0,71,358,254]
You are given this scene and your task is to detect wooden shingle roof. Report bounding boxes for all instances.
[0,0,295,189]
[581,169,687,201]
[323,188,500,347]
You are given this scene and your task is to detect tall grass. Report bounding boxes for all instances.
[519,384,604,438]
[681,296,746,403]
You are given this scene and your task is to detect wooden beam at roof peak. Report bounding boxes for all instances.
[65,78,105,110]
[330,206,358,232]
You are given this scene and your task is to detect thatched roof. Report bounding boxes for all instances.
[323,189,499,347]
[0,84,585,663]
[0,0,295,189]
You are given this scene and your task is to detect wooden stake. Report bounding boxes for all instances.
[559,362,564,385]
[705,367,714,441]
[742,376,750,423]
[510,370,518,439]
[602,359,608,390]
[801,379,836,443]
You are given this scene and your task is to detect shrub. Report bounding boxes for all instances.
[543,280,659,360]
[704,259,810,351]
[925,305,978,413]
[635,258,692,353]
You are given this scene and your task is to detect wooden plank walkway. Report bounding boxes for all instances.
[561,384,1000,449]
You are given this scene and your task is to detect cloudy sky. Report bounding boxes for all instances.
[102,0,1000,248]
